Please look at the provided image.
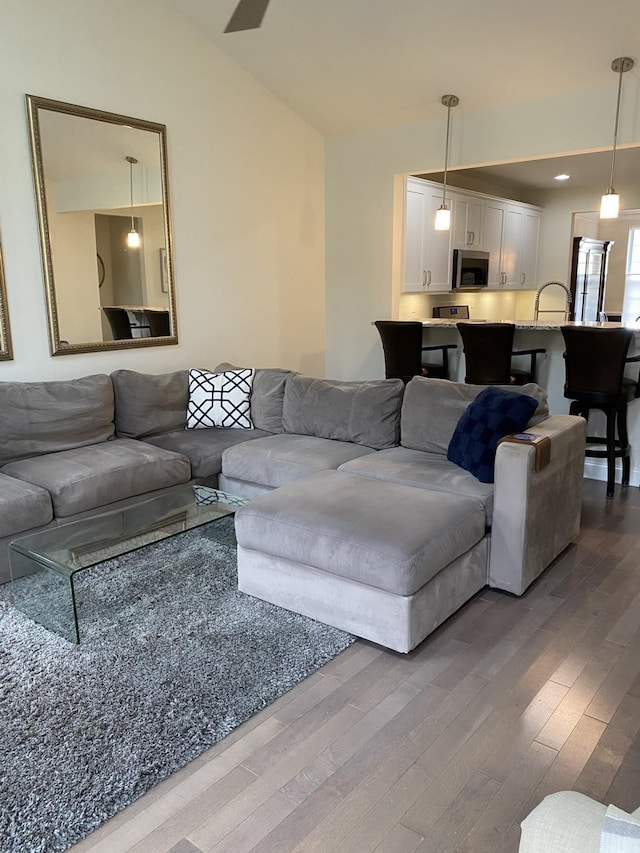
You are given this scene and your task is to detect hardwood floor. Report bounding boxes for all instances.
[70,478,640,853]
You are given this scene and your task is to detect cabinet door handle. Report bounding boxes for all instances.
[521,272,526,285]
[426,270,432,287]
[501,272,506,286]
[422,270,431,288]
[470,231,474,245]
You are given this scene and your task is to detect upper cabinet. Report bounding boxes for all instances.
[403,177,453,292]
[451,193,484,250]
[483,199,507,287]
[502,204,541,288]
[402,177,542,293]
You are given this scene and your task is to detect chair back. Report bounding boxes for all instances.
[102,307,133,340]
[561,326,633,397]
[457,323,515,384]
[144,309,171,337]
[374,321,422,383]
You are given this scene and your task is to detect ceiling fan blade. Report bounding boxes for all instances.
[224,0,271,32]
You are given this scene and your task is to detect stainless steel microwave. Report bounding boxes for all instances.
[452,249,490,290]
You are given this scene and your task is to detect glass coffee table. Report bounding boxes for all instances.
[9,484,248,643]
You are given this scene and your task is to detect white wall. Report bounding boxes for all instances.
[45,178,103,343]
[531,183,640,287]
[325,83,640,379]
[0,0,325,380]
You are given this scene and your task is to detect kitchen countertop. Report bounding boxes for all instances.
[419,319,640,331]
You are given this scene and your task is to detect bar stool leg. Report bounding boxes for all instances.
[617,401,631,486]
[605,409,617,498]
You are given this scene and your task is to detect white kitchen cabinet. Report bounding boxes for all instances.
[452,193,484,250]
[483,199,507,287]
[502,204,541,288]
[481,199,541,289]
[521,208,541,287]
[403,178,541,293]
[403,178,452,293]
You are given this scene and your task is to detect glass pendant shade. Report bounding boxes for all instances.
[600,190,620,219]
[127,228,141,248]
[434,205,451,231]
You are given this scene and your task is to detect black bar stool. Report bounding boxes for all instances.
[561,326,639,498]
[102,307,133,340]
[374,321,457,383]
[456,323,545,385]
[144,309,171,337]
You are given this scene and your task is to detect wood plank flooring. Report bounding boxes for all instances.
[70,478,640,853]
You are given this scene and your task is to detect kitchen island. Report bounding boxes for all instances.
[417,318,640,486]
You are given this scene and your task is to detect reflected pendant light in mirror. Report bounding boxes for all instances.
[126,155,141,248]
[600,56,634,220]
[434,94,459,231]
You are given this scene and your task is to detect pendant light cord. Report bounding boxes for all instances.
[606,57,634,194]
[439,95,459,207]
[442,104,451,204]
[608,67,624,192]
[129,159,135,230]
[126,155,138,231]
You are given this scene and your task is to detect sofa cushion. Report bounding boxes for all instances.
[145,427,273,478]
[111,369,188,439]
[519,791,606,853]
[282,375,404,449]
[339,447,495,519]
[215,363,292,434]
[601,804,640,852]
[2,438,191,517]
[401,376,548,455]
[447,387,539,483]
[187,368,254,429]
[0,473,53,537]
[0,374,114,467]
[222,433,375,489]
[234,470,486,596]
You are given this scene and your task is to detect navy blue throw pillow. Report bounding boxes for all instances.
[447,387,539,483]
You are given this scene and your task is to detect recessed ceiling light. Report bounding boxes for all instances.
[555,174,571,181]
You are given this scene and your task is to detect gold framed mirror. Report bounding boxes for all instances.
[26,95,177,355]
[0,241,13,361]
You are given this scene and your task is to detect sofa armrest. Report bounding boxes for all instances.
[489,414,586,595]
[519,791,606,853]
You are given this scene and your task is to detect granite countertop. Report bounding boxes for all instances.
[419,319,639,331]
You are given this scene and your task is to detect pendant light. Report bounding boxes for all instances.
[126,156,141,248]
[434,94,459,231]
[600,57,634,220]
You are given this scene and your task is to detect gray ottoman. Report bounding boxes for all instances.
[235,470,489,653]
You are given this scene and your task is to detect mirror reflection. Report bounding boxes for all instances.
[26,96,177,354]
[0,241,13,361]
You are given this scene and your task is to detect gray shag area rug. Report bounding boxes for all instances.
[0,517,355,853]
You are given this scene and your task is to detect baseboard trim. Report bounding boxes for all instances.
[583,459,640,488]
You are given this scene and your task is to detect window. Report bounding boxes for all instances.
[622,228,640,322]
[628,228,640,274]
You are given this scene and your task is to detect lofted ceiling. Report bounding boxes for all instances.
[170,0,640,138]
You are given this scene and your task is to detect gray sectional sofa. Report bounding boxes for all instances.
[232,375,586,651]
[0,366,586,653]
[0,366,289,583]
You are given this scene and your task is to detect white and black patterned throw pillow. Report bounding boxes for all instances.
[186,368,255,429]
